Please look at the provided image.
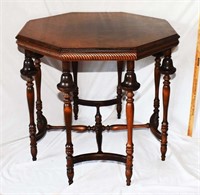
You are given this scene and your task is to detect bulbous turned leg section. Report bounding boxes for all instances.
[20,50,38,161]
[121,61,140,186]
[121,61,140,91]
[72,62,79,120]
[117,61,124,119]
[57,62,76,185]
[160,49,176,161]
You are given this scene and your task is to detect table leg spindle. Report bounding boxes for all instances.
[117,61,124,119]
[34,56,47,140]
[153,55,161,129]
[57,62,76,185]
[72,61,79,120]
[125,91,134,186]
[20,50,38,161]
[95,106,103,153]
[121,60,140,185]
[160,50,176,161]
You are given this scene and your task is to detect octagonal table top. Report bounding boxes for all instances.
[16,12,180,61]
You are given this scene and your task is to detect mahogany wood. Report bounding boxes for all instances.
[47,123,150,132]
[95,106,103,153]
[78,98,117,107]
[72,61,79,120]
[16,13,179,61]
[117,61,124,118]
[34,56,47,140]
[122,61,138,186]
[17,12,179,186]
[160,49,176,161]
[74,152,126,164]
[149,54,162,140]
[57,62,76,185]
[21,51,38,161]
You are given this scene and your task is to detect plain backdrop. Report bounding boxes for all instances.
[0,0,200,195]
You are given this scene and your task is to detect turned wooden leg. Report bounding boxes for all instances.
[117,61,124,119]
[153,55,161,129]
[57,62,76,185]
[72,61,79,120]
[34,55,47,140]
[121,61,140,186]
[125,91,134,186]
[160,49,176,161]
[20,50,38,161]
[95,106,103,153]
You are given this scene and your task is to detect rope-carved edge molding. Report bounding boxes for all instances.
[16,40,137,61]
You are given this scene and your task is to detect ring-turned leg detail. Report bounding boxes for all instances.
[20,50,38,161]
[150,54,162,140]
[34,56,47,140]
[95,106,103,153]
[72,61,79,120]
[125,91,134,186]
[117,61,124,119]
[160,49,176,161]
[121,61,140,186]
[57,62,76,185]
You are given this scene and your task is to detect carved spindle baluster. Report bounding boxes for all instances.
[125,91,134,186]
[64,92,74,185]
[117,61,124,119]
[72,61,79,120]
[161,75,170,160]
[57,61,76,185]
[160,49,176,161]
[95,106,103,153]
[27,78,37,161]
[153,55,161,128]
[121,60,140,186]
[20,50,38,161]
[34,56,47,136]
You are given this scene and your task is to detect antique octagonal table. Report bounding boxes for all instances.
[16,12,180,186]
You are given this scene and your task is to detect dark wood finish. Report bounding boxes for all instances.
[117,61,124,118]
[122,61,139,186]
[74,152,126,164]
[72,61,79,120]
[17,13,179,186]
[160,49,176,161]
[121,61,140,91]
[95,106,103,153]
[78,98,117,107]
[57,62,75,185]
[20,50,37,77]
[26,77,37,161]
[34,56,48,140]
[125,91,134,186]
[64,92,74,185]
[150,54,162,140]
[21,51,38,161]
[16,13,179,61]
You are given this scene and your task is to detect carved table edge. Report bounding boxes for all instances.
[16,40,138,61]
